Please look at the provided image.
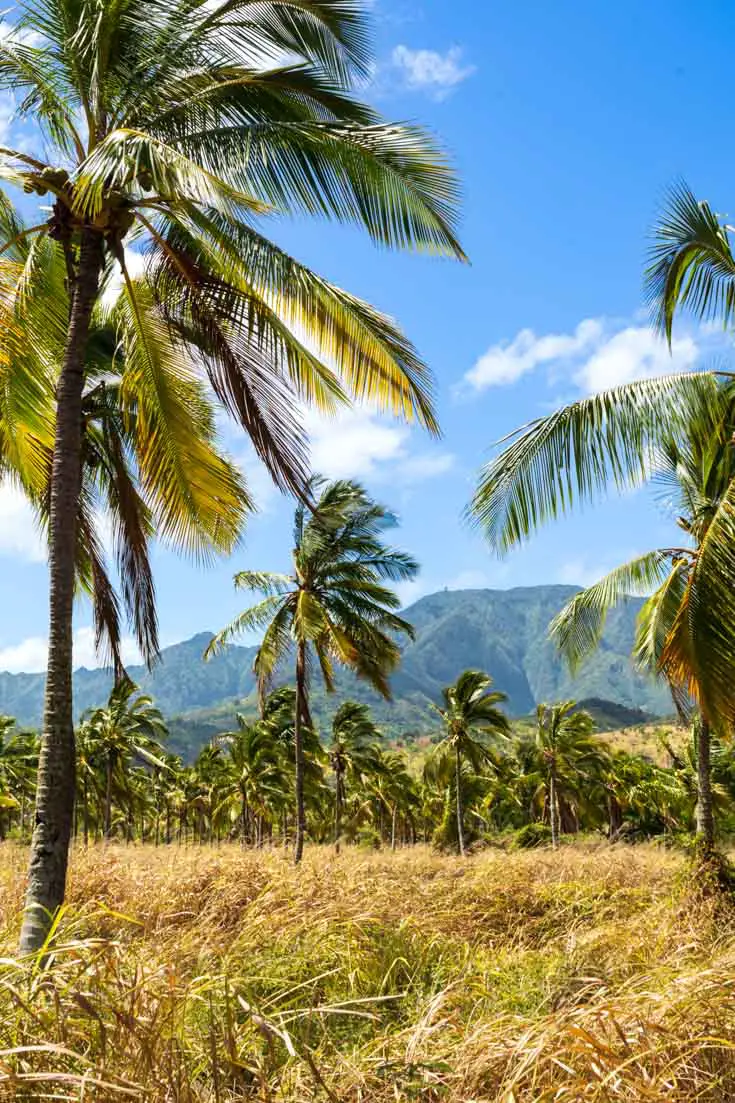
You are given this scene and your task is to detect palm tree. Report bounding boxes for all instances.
[151,753,185,845]
[433,670,509,857]
[257,685,326,848]
[2,216,247,942]
[216,716,288,845]
[208,478,418,862]
[469,335,735,857]
[533,702,608,848]
[0,719,38,840]
[75,719,102,845]
[544,391,735,851]
[469,183,735,852]
[3,0,464,950]
[422,745,489,851]
[83,680,167,840]
[329,701,382,851]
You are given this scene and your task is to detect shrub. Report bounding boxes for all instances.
[513,822,553,849]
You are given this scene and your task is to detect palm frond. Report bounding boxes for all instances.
[114,275,249,560]
[470,372,719,553]
[179,120,465,257]
[645,181,735,341]
[233,570,294,595]
[634,563,689,675]
[550,550,679,671]
[680,475,735,724]
[148,205,439,432]
[204,594,287,658]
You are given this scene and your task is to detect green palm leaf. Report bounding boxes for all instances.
[549,550,682,671]
[645,181,735,341]
[470,372,718,552]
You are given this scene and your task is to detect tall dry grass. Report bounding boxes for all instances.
[0,841,732,1100]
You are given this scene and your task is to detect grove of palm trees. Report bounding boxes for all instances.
[2,0,735,1097]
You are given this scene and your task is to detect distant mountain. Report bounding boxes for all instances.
[389,586,671,715]
[0,632,261,730]
[0,586,672,757]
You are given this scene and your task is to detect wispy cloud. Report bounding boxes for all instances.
[390,45,475,100]
[460,315,713,397]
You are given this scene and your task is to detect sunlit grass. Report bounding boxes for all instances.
[0,841,732,1099]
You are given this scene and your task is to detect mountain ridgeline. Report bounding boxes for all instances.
[0,586,672,756]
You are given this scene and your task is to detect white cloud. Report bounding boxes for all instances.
[305,407,454,485]
[462,315,714,397]
[307,408,405,479]
[0,627,140,675]
[0,21,42,47]
[0,96,15,144]
[0,637,48,674]
[556,555,644,589]
[396,566,508,608]
[391,45,475,99]
[102,247,147,305]
[232,447,280,513]
[0,484,45,562]
[556,559,606,588]
[464,319,603,390]
[575,326,698,392]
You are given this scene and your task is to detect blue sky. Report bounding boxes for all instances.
[0,0,733,671]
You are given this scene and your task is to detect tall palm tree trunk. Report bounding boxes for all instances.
[82,775,89,848]
[455,745,466,857]
[607,790,622,841]
[549,768,559,850]
[696,716,715,853]
[334,771,343,854]
[293,640,307,864]
[391,804,397,851]
[20,231,104,954]
[240,789,248,845]
[104,757,114,840]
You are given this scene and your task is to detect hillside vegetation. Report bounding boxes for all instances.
[0,842,732,1101]
[0,588,671,753]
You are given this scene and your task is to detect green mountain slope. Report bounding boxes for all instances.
[393,586,670,715]
[0,586,672,756]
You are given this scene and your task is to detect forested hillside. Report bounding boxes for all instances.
[0,587,671,754]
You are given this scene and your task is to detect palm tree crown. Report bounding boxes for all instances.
[207,477,418,861]
[83,679,168,839]
[533,702,607,848]
[0,0,465,488]
[434,670,509,856]
[207,478,418,697]
[329,700,382,850]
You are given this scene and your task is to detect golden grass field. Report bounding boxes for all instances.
[0,841,733,1100]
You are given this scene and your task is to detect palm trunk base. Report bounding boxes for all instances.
[20,732,75,954]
